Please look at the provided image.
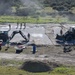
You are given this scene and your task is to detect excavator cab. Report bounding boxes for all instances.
[63,27,75,41]
[0,31,9,42]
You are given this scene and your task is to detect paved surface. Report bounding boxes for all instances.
[1,23,75,45]
[0,23,52,45]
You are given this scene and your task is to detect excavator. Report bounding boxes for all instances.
[0,30,29,43]
[0,30,30,52]
[0,24,31,53]
[56,27,75,42]
[56,27,75,53]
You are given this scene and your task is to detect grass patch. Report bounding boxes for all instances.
[0,59,74,75]
[0,65,74,75]
[0,15,70,24]
[0,66,27,75]
[51,66,75,75]
[0,59,24,67]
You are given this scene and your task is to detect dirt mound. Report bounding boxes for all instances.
[21,60,60,72]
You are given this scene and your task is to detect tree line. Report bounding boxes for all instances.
[0,0,75,16]
[43,0,75,11]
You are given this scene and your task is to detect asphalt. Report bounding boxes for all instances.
[0,23,52,45]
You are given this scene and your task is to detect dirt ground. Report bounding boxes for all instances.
[0,45,75,66]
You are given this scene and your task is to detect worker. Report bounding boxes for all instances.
[27,33,30,41]
[24,23,26,29]
[9,24,11,30]
[32,43,36,54]
[32,40,36,54]
[0,40,3,50]
[60,29,63,36]
[20,23,22,29]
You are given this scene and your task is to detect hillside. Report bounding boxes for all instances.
[0,0,75,15]
[0,0,75,22]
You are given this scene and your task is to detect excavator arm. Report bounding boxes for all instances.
[19,30,28,41]
[10,31,18,39]
[9,30,28,41]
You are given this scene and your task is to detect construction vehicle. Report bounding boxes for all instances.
[0,30,29,42]
[56,27,75,42]
[0,31,9,42]
[56,26,75,53]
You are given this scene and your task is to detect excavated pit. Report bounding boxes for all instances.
[21,60,60,73]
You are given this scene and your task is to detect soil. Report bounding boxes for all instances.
[0,45,75,66]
